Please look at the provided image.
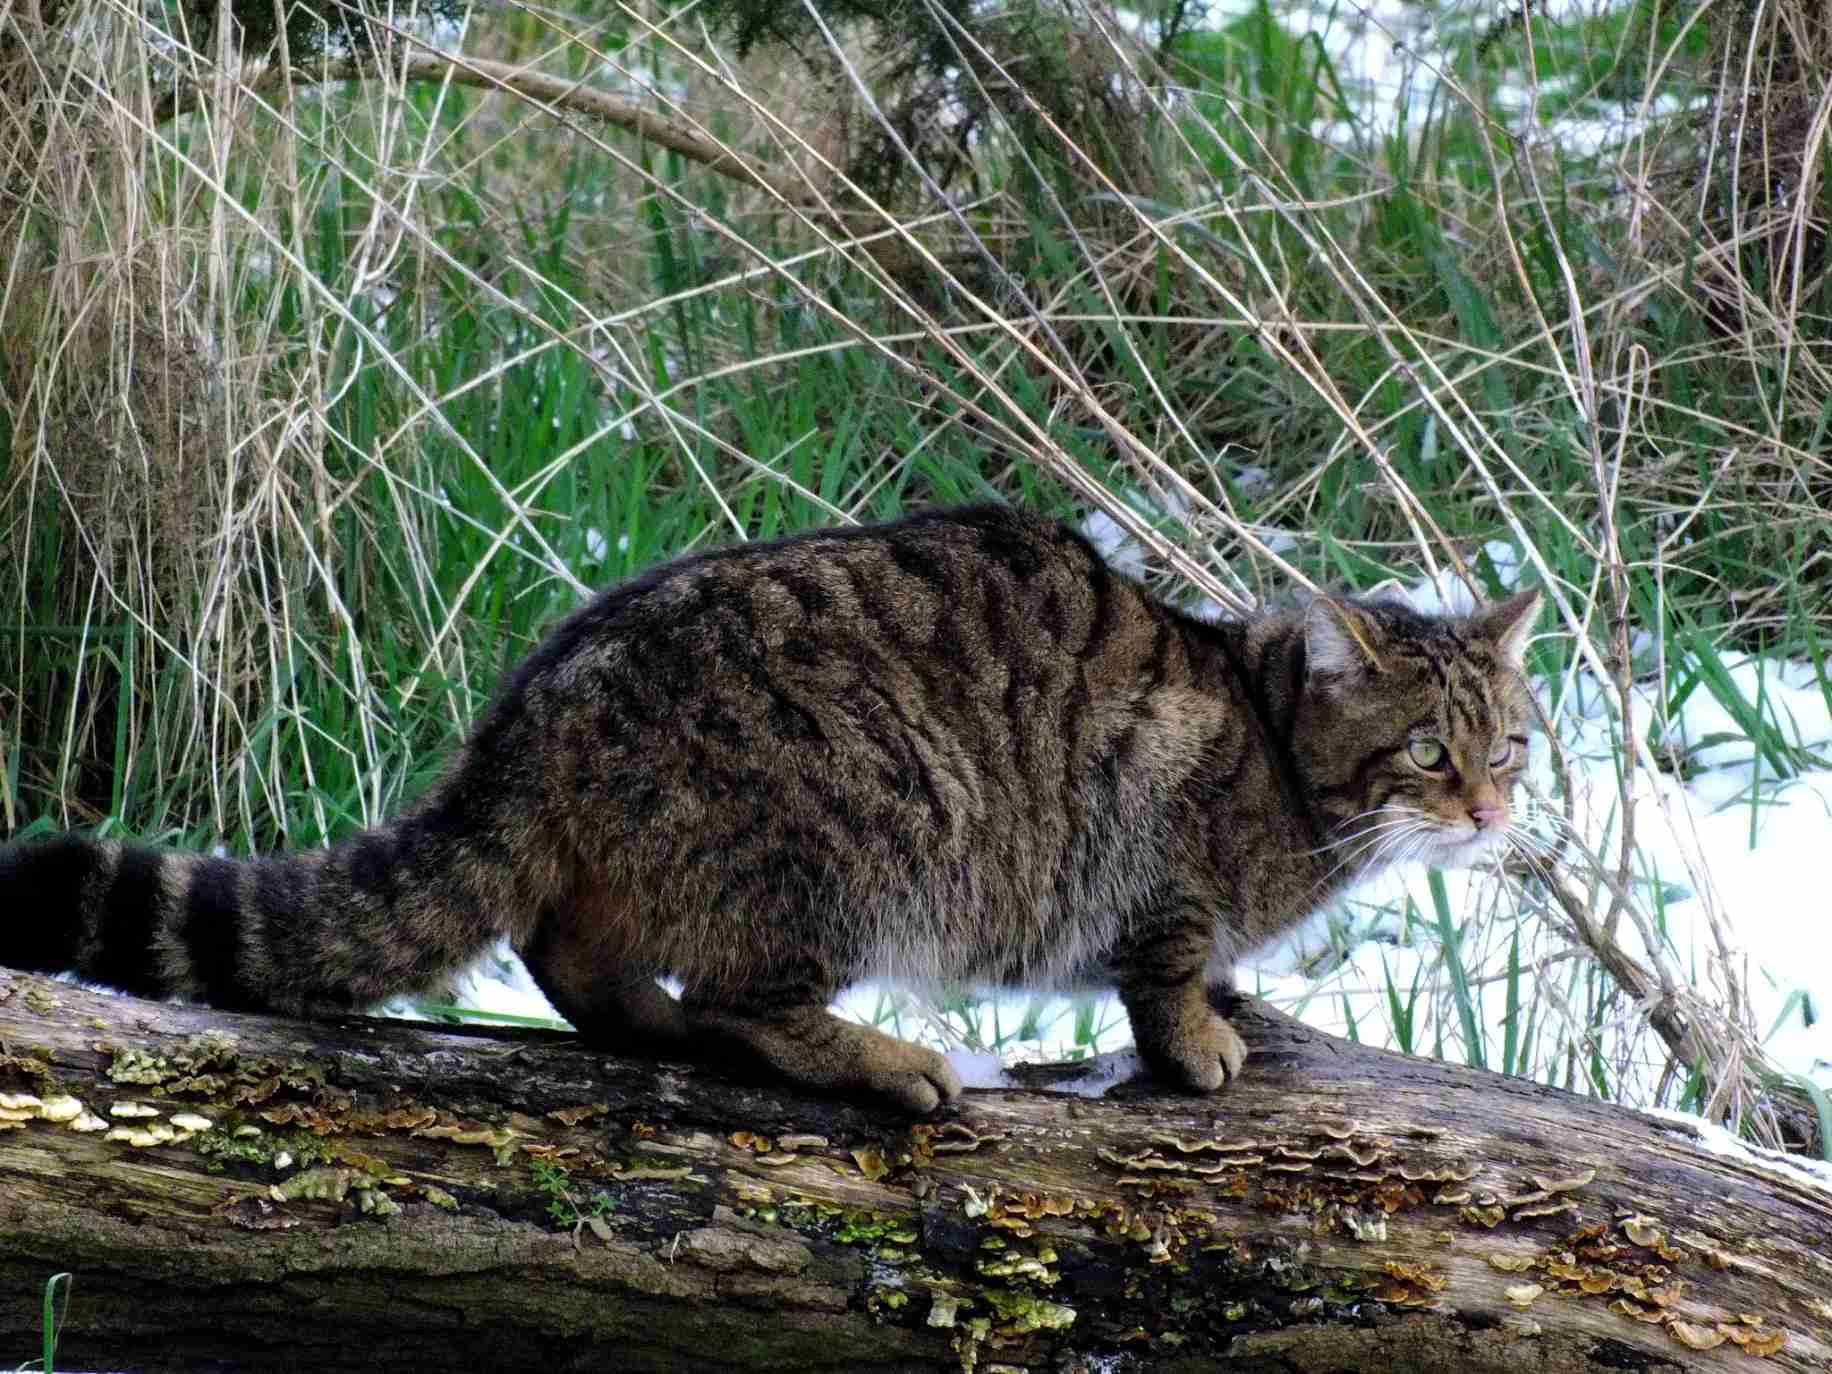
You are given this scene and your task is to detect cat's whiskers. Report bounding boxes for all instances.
[1497,826,1561,888]
[1372,815,1443,872]
[1502,815,1587,879]
[1307,819,1413,880]
[1506,826,1560,859]
[1302,808,1415,862]
[1309,809,1436,894]
[1513,802,1585,847]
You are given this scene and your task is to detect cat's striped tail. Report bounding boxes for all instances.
[0,815,541,1014]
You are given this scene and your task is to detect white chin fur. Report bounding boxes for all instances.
[1428,828,1505,868]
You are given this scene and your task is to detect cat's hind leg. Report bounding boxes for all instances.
[521,902,689,1053]
[1115,907,1248,1091]
[682,965,962,1113]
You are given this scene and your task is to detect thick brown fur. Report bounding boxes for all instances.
[0,506,1541,1111]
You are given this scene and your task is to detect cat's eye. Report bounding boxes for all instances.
[1489,739,1517,768]
[1407,738,1448,770]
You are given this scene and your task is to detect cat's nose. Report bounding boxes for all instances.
[1469,805,1504,830]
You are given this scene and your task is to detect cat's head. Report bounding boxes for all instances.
[1298,588,1541,874]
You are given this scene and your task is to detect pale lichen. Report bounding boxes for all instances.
[980,1289,1076,1335]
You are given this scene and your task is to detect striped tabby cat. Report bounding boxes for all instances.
[0,506,1539,1111]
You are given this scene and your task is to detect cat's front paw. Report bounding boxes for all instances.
[1162,1010,1249,1091]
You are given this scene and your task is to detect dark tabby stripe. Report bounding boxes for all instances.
[0,834,100,974]
[183,858,248,1008]
[88,844,168,994]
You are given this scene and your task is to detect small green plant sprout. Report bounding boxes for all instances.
[26,1271,72,1374]
[530,1159,616,1246]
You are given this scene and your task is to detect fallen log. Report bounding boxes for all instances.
[1,968,1828,1373]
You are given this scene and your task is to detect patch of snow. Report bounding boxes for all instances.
[1399,564,1481,617]
[451,942,564,1022]
[1649,1108,1832,1194]
[1658,655,1832,775]
[1483,540,1523,587]
[1232,464,1274,496]
[944,1050,1009,1090]
[1022,1048,1146,1099]
[1079,508,1149,578]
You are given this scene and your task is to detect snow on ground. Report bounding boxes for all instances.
[1194,0,1692,154]
[1650,1109,1832,1193]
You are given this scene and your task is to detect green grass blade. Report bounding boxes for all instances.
[1428,870,1486,1071]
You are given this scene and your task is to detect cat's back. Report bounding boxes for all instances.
[478,506,1182,872]
[602,502,1104,645]
[509,504,1129,718]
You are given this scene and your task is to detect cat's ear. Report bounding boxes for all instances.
[1305,597,1387,679]
[1473,589,1541,671]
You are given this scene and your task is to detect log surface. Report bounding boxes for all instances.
[1,969,1828,1373]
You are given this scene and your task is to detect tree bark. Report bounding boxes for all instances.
[1,968,1828,1374]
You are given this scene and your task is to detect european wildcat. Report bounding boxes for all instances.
[0,505,1539,1112]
